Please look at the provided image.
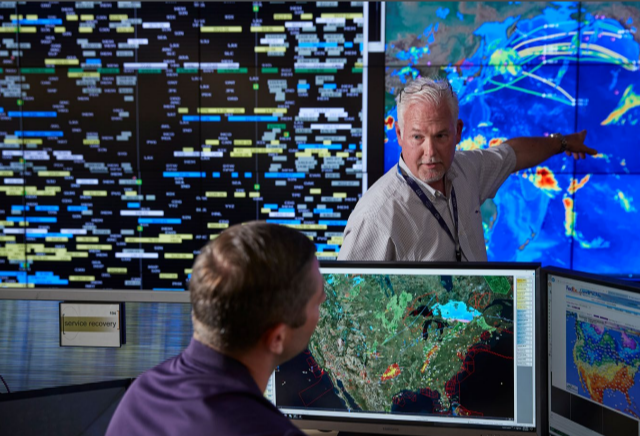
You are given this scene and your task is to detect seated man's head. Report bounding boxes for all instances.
[395,77,463,186]
[190,221,324,364]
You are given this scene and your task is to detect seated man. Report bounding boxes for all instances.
[106,222,326,436]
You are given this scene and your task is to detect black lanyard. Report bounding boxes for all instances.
[397,164,462,262]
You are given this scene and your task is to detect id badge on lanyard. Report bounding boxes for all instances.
[397,165,462,262]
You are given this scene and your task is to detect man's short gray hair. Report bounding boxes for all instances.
[395,77,459,136]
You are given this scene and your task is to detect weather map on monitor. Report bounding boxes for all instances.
[566,311,640,419]
[274,266,538,433]
[548,269,640,436]
[384,2,640,275]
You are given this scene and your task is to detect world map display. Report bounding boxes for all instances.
[277,273,516,420]
[566,311,640,419]
[384,2,640,275]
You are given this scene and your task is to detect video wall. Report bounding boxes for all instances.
[0,1,365,290]
[385,2,640,275]
[1,1,638,294]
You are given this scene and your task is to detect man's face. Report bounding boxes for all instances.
[396,101,463,187]
[282,258,326,362]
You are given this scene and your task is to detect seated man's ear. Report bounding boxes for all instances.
[263,323,288,356]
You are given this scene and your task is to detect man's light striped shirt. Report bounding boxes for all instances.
[338,144,516,261]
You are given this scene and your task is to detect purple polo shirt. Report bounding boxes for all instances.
[106,338,305,436]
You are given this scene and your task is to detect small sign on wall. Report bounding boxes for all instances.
[60,302,124,348]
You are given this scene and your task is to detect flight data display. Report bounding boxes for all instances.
[0,1,366,290]
[548,273,640,436]
[274,267,537,431]
[384,2,640,275]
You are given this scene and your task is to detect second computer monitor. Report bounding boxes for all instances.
[547,267,640,436]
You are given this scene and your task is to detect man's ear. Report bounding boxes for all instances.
[456,119,464,145]
[395,121,402,144]
[263,323,288,356]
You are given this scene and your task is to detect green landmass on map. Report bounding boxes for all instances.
[308,274,514,413]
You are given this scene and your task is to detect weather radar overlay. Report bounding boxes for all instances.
[274,266,539,428]
[384,2,640,275]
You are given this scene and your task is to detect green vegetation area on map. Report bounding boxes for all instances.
[308,273,514,413]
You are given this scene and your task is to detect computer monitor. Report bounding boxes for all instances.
[546,266,640,436]
[269,262,543,435]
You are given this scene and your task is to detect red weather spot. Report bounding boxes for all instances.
[481,331,491,341]
[392,390,417,407]
[563,197,574,209]
[456,404,484,417]
[534,166,560,191]
[489,138,504,147]
[420,388,440,399]
[568,174,590,194]
[468,291,492,311]
[385,115,395,130]
[381,363,401,382]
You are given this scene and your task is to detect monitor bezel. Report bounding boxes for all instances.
[543,266,640,296]
[283,260,545,436]
[543,266,640,436]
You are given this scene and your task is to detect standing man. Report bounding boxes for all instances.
[106,222,326,436]
[338,77,597,261]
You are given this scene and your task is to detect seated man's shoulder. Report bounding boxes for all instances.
[111,373,304,436]
[203,393,306,436]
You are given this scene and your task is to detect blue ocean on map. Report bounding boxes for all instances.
[385,2,640,275]
[433,300,480,323]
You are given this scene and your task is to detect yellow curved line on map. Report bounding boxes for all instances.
[575,44,632,65]
[518,42,632,66]
[518,42,574,58]
[601,85,640,126]
[512,31,577,51]
[522,71,575,103]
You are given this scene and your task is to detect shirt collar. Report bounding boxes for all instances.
[183,337,262,394]
[398,154,457,199]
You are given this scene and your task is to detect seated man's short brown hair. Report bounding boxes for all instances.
[190,221,317,352]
